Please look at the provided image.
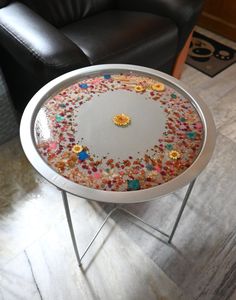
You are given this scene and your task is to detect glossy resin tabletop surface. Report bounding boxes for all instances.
[20,65,216,203]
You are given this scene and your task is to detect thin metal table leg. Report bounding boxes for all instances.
[60,179,196,266]
[168,179,196,243]
[80,207,118,261]
[61,190,82,267]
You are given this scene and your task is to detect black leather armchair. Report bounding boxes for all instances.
[0,0,204,113]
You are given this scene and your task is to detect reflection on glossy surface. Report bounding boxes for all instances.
[35,108,52,142]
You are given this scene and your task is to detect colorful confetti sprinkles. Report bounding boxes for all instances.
[35,72,204,192]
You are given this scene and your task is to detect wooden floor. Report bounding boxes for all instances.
[0,27,236,300]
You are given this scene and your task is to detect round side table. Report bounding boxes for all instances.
[20,64,216,267]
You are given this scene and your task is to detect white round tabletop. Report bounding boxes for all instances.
[20,64,216,203]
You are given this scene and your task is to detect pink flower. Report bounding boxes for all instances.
[195,122,203,129]
[90,78,102,84]
[94,172,102,179]
[155,165,161,172]
[49,142,57,150]
[54,95,64,101]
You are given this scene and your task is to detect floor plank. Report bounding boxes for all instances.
[0,252,41,300]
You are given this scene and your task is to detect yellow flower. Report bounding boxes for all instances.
[113,113,131,127]
[152,82,165,92]
[169,150,181,160]
[134,85,145,92]
[72,144,83,154]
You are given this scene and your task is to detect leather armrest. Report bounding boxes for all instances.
[0,0,9,8]
[116,0,204,51]
[0,2,89,81]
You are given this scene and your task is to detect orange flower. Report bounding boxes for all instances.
[152,82,165,92]
[55,161,65,171]
[113,113,131,127]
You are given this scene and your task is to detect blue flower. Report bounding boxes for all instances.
[165,144,173,150]
[186,131,197,140]
[127,179,140,191]
[79,83,88,89]
[78,151,89,160]
[104,74,111,79]
[56,115,64,122]
[146,164,154,171]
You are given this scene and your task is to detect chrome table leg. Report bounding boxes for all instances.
[61,179,196,266]
[168,179,196,243]
[61,190,82,267]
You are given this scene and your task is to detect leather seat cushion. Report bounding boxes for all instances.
[61,10,178,68]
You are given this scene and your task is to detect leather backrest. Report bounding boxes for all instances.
[19,0,114,27]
